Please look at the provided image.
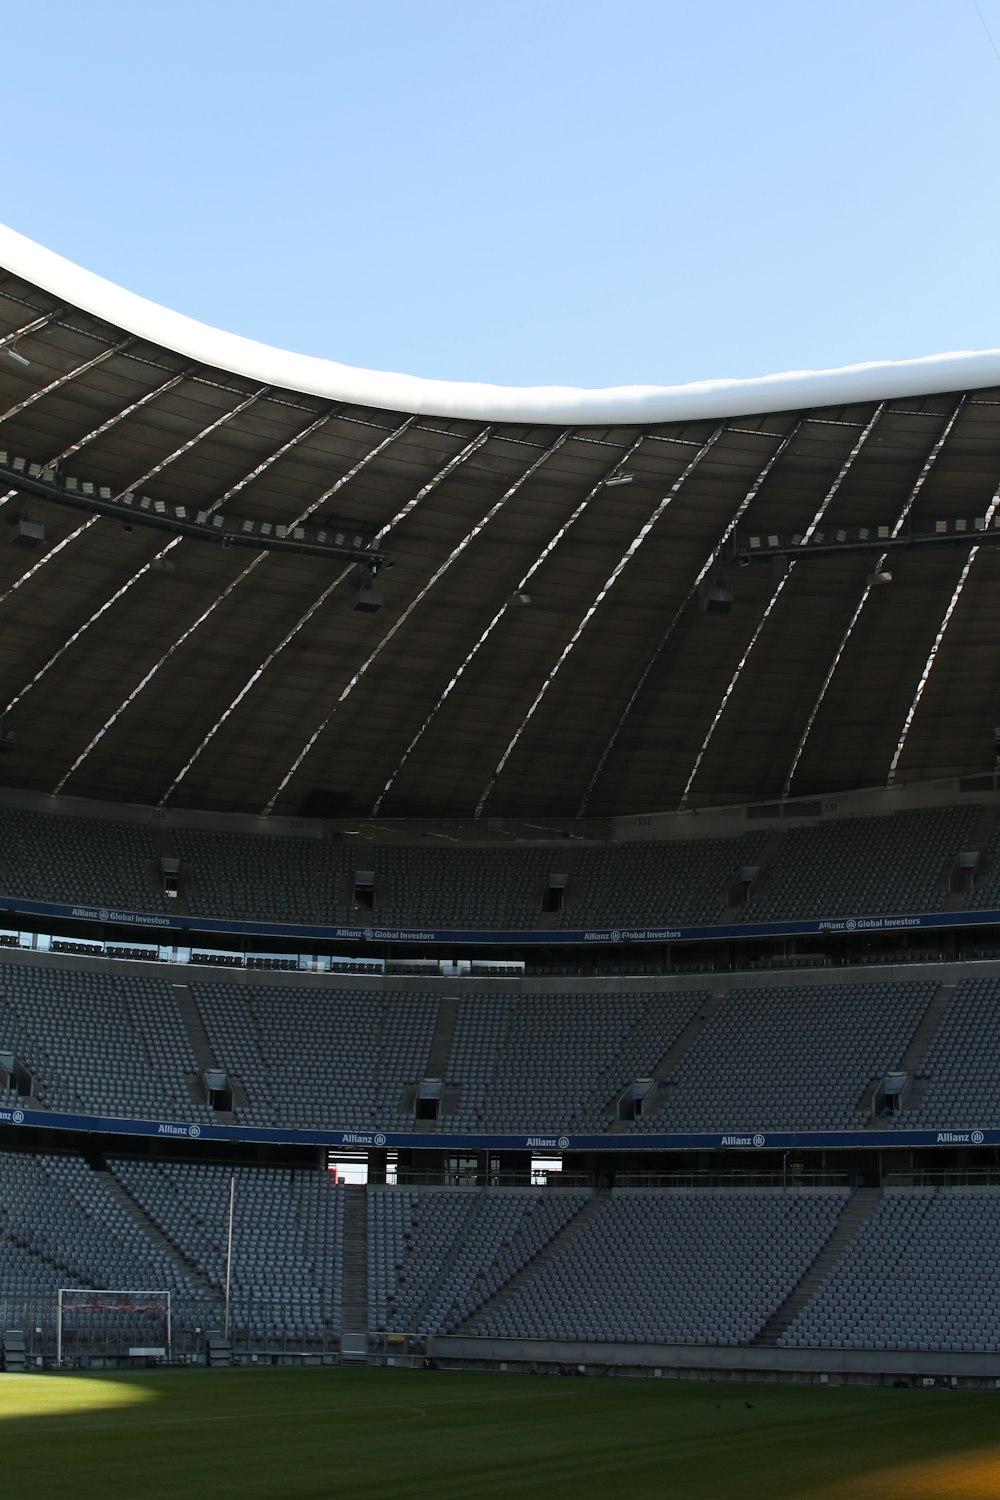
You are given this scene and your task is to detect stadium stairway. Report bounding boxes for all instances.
[868,983,958,1128]
[340,1186,368,1355]
[96,1169,217,1297]
[456,1189,610,1333]
[719,827,786,920]
[409,1191,493,1329]
[752,1187,882,1346]
[607,988,725,1132]
[422,996,458,1092]
[172,982,248,1121]
[951,804,1000,905]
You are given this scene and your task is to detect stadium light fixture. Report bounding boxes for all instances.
[2,343,29,368]
[604,473,634,487]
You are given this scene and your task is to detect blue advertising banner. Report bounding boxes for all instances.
[4,895,1000,948]
[0,1104,992,1153]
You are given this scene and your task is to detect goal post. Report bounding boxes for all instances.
[56,1288,172,1364]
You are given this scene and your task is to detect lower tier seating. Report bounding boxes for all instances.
[2,1164,996,1356]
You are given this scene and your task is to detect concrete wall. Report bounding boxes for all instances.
[431,1334,1000,1383]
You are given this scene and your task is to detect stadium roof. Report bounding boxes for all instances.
[1,222,999,821]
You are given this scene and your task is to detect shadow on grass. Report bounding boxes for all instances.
[0,1368,999,1500]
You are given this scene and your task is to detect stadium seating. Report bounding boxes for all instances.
[779,1187,1000,1351]
[470,1189,848,1344]
[2,1156,1000,1357]
[0,956,995,1137]
[740,805,981,921]
[366,1186,588,1334]
[551,832,770,927]
[0,964,208,1121]
[634,980,938,1132]
[192,981,441,1130]
[111,1160,343,1343]
[0,807,167,911]
[0,799,991,931]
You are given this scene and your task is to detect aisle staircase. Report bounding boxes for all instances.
[753,1186,882,1345]
[340,1186,369,1362]
[456,1189,610,1332]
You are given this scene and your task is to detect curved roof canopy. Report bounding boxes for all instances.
[0,224,999,820]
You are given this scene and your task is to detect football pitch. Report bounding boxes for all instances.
[2,1365,999,1498]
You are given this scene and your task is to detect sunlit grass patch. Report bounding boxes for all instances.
[0,1371,157,1421]
[0,1367,998,1500]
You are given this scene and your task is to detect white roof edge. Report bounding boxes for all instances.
[4,221,1000,426]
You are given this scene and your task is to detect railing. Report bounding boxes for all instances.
[885,1168,1000,1188]
[613,1170,850,1189]
[391,1170,594,1189]
[0,1293,342,1367]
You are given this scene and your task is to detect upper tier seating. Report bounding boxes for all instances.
[740,804,981,921]
[634,981,937,1133]
[0,807,167,911]
[553,832,770,927]
[0,964,207,1121]
[192,981,441,1130]
[172,826,355,925]
[883,975,1000,1129]
[0,799,990,930]
[1,956,992,1135]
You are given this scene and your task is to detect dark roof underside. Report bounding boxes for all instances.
[0,270,999,820]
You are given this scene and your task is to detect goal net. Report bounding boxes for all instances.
[57,1288,172,1363]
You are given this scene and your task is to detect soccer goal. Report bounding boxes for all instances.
[56,1288,172,1364]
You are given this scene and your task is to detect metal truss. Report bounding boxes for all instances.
[474,425,727,818]
[578,417,805,814]
[783,397,967,798]
[678,404,886,809]
[1,388,269,719]
[368,427,581,814]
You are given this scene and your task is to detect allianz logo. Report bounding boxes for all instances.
[721,1134,767,1147]
[157,1123,201,1137]
[937,1131,985,1144]
[526,1137,558,1148]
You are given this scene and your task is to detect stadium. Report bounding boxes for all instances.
[3,220,1000,1491]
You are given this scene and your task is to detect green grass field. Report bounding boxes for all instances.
[2,1366,999,1498]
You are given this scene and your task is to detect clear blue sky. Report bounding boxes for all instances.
[4,0,1000,389]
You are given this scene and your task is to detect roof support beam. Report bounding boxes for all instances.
[886,471,1000,786]
[262,424,613,815]
[0,370,196,607]
[51,408,348,794]
[0,336,134,425]
[578,417,804,814]
[1,388,269,720]
[783,396,967,798]
[157,419,485,807]
[678,403,886,809]
[474,425,726,819]
[142,414,424,803]
[0,308,65,359]
[369,426,580,814]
